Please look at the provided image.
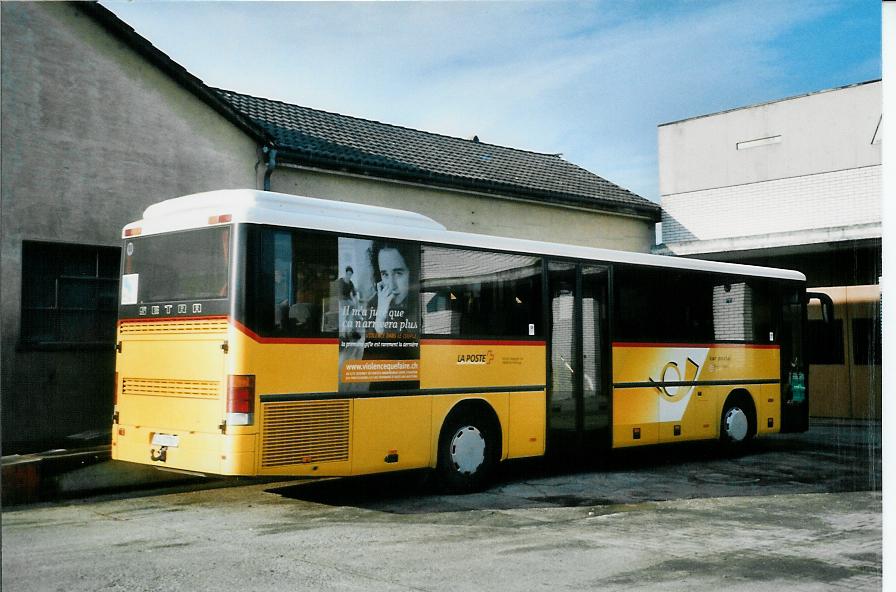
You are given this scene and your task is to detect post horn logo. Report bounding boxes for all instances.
[650,357,700,402]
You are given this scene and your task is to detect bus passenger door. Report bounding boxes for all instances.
[547,261,610,457]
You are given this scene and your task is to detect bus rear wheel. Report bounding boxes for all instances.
[436,409,498,494]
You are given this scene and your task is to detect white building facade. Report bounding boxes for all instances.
[656,80,882,420]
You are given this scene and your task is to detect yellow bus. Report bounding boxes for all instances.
[112,190,820,492]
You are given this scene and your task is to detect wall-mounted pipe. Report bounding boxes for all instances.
[262,146,278,191]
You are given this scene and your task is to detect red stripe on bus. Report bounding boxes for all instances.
[232,320,339,345]
[119,315,228,325]
[419,339,546,347]
[612,342,780,350]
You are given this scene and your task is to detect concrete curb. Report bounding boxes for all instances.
[2,447,199,505]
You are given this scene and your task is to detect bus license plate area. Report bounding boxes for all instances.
[151,433,180,448]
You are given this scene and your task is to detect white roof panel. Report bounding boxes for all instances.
[125,190,805,282]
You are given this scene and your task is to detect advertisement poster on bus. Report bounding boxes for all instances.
[337,237,420,392]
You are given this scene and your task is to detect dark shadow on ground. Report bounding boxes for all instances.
[266,428,881,514]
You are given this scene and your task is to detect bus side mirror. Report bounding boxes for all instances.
[806,292,835,324]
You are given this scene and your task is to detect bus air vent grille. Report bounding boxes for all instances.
[261,400,350,467]
[119,319,229,335]
[122,378,220,397]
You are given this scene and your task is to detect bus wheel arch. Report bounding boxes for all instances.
[720,389,757,444]
[435,399,502,494]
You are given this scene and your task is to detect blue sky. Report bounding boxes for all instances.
[101,1,881,203]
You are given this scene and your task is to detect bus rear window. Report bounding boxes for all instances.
[122,227,231,303]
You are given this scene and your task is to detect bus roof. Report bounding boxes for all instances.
[126,189,806,282]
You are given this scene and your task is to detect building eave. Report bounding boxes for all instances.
[275,149,661,222]
[654,223,882,258]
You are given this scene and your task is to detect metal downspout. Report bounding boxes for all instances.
[262,146,278,191]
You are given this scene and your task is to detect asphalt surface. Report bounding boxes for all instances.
[2,420,882,591]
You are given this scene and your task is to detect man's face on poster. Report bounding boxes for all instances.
[378,248,409,306]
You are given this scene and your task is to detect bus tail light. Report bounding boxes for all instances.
[227,375,255,426]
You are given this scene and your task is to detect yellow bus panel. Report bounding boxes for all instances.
[507,391,546,458]
[612,388,660,447]
[352,396,433,474]
[230,327,339,395]
[612,344,781,448]
[420,342,545,388]
[613,344,780,384]
[117,395,222,434]
[759,383,782,435]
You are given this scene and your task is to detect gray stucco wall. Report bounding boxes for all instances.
[1,2,257,450]
[272,166,656,252]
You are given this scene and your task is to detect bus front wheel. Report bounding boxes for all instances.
[436,409,498,494]
[720,394,756,445]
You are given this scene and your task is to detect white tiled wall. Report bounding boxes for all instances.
[662,165,881,243]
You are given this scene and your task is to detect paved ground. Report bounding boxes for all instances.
[2,420,882,591]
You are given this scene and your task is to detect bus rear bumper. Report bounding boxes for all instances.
[112,425,257,476]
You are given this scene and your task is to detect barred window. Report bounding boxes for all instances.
[21,241,119,347]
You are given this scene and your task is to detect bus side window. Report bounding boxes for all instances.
[712,282,754,342]
[254,228,337,338]
[288,231,337,337]
[420,246,542,338]
[273,231,293,332]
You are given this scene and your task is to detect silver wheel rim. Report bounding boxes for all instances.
[724,407,749,442]
[450,426,486,475]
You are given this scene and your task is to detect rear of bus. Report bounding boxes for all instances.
[111,217,254,475]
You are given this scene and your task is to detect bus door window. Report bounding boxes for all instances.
[782,288,804,370]
[750,282,774,343]
[548,262,577,435]
[551,283,575,403]
[581,265,609,431]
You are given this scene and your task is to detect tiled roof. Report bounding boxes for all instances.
[215,89,659,218]
[76,3,657,219]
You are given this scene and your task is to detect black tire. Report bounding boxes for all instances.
[436,408,499,494]
[720,395,756,446]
